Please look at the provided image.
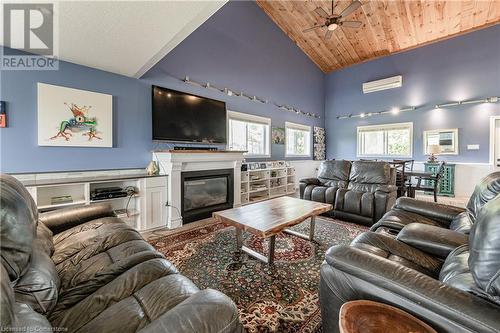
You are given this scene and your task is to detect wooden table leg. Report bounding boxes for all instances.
[235,228,243,253]
[267,235,276,265]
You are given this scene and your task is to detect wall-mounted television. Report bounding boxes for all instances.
[152,86,226,143]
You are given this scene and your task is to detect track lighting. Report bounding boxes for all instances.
[337,96,498,120]
[183,75,320,118]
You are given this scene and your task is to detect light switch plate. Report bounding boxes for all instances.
[467,144,480,150]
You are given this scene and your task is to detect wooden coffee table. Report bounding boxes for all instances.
[212,197,332,264]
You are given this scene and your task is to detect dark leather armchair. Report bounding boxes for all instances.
[320,195,500,333]
[334,161,397,225]
[300,160,397,226]
[300,160,351,207]
[371,171,500,235]
[0,174,243,333]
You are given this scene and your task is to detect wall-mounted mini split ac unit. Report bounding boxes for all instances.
[362,75,402,94]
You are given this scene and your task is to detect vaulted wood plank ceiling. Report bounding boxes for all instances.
[256,0,500,73]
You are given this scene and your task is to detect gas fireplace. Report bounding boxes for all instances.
[181,169,234,224]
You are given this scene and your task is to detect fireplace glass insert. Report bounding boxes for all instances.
[181,169,234,223]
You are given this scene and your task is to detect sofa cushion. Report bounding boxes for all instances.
[311,186,338,205]
[14,241,60,315]
[13,303,53,331]
[341,190,374,218]
[36,222,54,256]
[51,220,164,308]
[350,232,442,278]
[466,171,500,222]
[51,216,136,265]
[439,245,476,293]
[50,257,181,332]
[349,161,391,185]
[0,174,37,281]
[317,160,351,186]
[1,264,15,328]
[372,208,444,232]
[449,211,474,234]
[468,198,500,302]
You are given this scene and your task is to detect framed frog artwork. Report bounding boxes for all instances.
[37,83,113,147]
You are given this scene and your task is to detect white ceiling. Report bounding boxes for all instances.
[54,1,226,78]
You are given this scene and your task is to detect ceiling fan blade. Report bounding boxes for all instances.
[325,29,333,39]
[314,7,330,18]
[302,25,323,33]
[340,20,362,28]
[339,0,362,18]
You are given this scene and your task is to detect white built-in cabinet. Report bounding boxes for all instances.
[141,177,168,231]
[16,171,168,232]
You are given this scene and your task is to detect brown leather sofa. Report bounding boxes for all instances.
[300,160,397,226]
[319,174,500,333]
[0,174,243,333]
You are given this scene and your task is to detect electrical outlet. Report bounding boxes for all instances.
[467,144,480,150]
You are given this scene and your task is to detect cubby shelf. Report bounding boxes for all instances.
[240,161,296,205]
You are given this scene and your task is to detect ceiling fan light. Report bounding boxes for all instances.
[327,23,338,31]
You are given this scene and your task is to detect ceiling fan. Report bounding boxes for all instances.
[303,0,363,39]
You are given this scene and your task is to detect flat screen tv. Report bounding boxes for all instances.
[152,86,226,143]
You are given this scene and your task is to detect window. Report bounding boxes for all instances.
[227,111,270,157]
[357,122,413,158]
[285,122,311,157]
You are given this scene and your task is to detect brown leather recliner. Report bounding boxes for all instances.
[0,174,243,333]
[300,160,397,226]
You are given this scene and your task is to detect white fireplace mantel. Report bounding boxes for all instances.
[153,150,245,228]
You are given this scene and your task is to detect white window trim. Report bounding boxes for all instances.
[227,110,271,158]
[285,121,312,158]
[357,122,413,158]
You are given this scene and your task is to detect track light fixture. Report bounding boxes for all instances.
[337,96,499,120]
[182,76,320,119]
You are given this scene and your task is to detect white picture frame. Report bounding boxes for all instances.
[37,83,113,147]
[423,128,459,155]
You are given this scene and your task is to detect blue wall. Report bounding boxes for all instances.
[142,1,324,160]
[0,59,151,173]
[0,1,324,173]
[325,25,500,163]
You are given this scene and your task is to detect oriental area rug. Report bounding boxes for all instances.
[149,217,367,333]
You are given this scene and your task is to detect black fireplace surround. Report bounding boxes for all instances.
[181,169,234,224]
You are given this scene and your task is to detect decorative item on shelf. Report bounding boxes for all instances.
[272,127,285,144]
[313,126,326,160]
[427,144,441,163]
[146,161,159,175]
[271,170,277,178]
